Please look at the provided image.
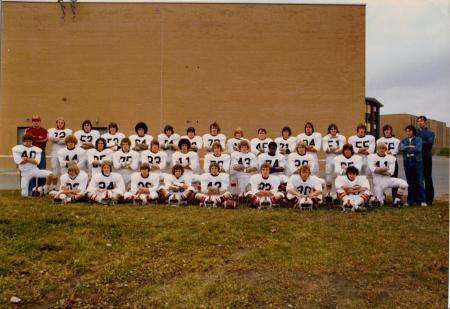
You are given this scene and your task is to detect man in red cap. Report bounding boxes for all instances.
[25,115,48,169]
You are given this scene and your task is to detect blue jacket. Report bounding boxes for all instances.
[399,136,423,162]
[416,127,434,156]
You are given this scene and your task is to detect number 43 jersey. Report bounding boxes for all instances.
[59,170,89,193]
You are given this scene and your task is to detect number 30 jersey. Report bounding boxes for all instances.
[287,174,322,195]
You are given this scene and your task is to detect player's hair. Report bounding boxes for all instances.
[209,122,220,133]
[101,160,113,171]
[178,138,191,150]
[108,122,118,132]
[304,122,315,133]
[81,120,93,131]
[260,162,271,170]
[234,127,244,137]
[417,115,427,122]
[382,124,393,136]
[67,164,80,174]
[150,140,160,147]
[212,142,223,151]
[56,117,66,129]
[164,125,174,134]
[22,133,34,142]
[238,140,250,150]
[120,137,131,146]
[281,126,292,136]
[268,141,277,149]
[209,162,221,172]
[356,123,367,133]
[140,162,150,170]
[342,143,354,156]
[135,122,148,134]
[298,165,311,175]
[327,123,339,134]
[95,137,107,150]
[186,127,196,134]
[346,166,359,176]
[296,142,307,152]
[257,128,267,134]
[64,135,78,145]
[377,142,387,150]
[172,164,184,175]
[405,125,416,135]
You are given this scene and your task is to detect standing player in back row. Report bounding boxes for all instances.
[181,127,203,152]
[296,122,322,175]
[377,124,401,198]
[348,124,375,176]
[48,117,72,187]
[274,126,297,159]
[74,120,100,150]
[158,125,180,166]
[227,127,247,153]
[202,122,226,152]
[101,122,125,151]
[322,123,346,199]
[130,122,153,152]
[251,128,272,155]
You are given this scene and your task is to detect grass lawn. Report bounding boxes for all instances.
[0,190,448,308]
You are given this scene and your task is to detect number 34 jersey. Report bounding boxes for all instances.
[87,172,125,194]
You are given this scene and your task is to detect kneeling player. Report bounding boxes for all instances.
[87,161,125,205]
[286,165,322,209]
[196,162,235,208]
[246,163,284,208]
[160,164,195,204]
[124,163,159,205]
[368,142,408,206]
[50,164,88,203]
[335,166,371,211]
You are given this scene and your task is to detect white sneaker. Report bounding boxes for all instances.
[420,202,427,207]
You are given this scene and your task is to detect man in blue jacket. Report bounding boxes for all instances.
[416,116,434,205]
[399,125,426,206]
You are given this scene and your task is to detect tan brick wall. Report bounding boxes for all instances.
[0,3,365,169]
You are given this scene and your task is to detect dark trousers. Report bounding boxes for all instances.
[403,159,426,205]
[391,160,399,197]
[422,154,434,205]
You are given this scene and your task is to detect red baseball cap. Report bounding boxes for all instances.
[31,115,41,121]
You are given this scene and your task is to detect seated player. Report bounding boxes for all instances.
[181,127,203,152]
[124,163,159,205]
[87,160,125,205]
[258,142,286,176]
[227,127,247,153]
[159,164,195,204]
[112,138,139,186]
[203,122,227,152]
[274,126,297,159]
[48,117,72,187]
[203,142,231,173]
[195,162,235,208]
[286,165,323,208]
[246,163,284,208]
[158,124,180,166]
[74,120,100,150]
[171,138,200,178]
[12,133,53,197]
[348,124,375,176]
[286,142,315,176]
[140,140,168,177]
[367,142,408,206]
[101,122,125,151]
[50,164,88,203]
[87,138,114,176]
[250,128,272,155]
[130,122,153,152]
[230,140,258,197]
[333,143,363,176]
[296,122,322,175]
[322,123,346,200]
[335,166,371,211]
[57,135,87,175]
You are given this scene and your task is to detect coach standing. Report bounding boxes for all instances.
[25,115,48,169]
[416,116,434,205]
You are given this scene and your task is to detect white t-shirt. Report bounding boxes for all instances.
[12,145,42,172]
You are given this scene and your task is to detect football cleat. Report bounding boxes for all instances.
[258,197,272,209]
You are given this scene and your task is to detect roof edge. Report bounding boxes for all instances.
[2,0,366,4]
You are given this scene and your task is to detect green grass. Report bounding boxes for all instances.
[0,190,448,308]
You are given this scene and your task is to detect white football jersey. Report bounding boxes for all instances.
[230,151,258,169]
[287,174,322,195]
[249,174,281,194]
[333,154,363,175]
[258,153,286,170]
[113,150,139,171]
[57,147,87,172]
[203,153,231,173]
[377,137,400,156]
[202,133,226,150]
[140,150,168,172]
[180,135,203,151]
[74,129,100,145]
[12,145,42,172]
[286,152,315,175]
[335,175,370,192]
[88,172,125,194]
[348,134,376,156]
[101,132,126,150]
[226,138,249,153]
[322,134,346,153]
[200,172,230,193]
[367,153,396,176]
[158,133,181,149]
[250,137,273,155]
[296,132,322,152]
[129,134,153,149]
[171,151,199,174]
[274,136,297,155]
[48,128,73,154]
[129,172,160,193]
[87,148,114,175]
[59,170,89,192]
[163,174,192,189]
